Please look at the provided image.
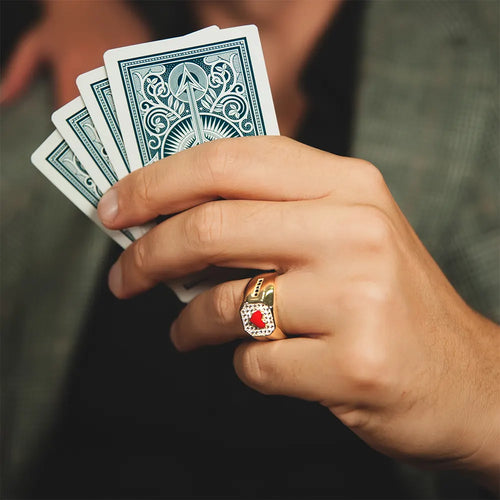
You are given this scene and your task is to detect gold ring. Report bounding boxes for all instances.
[239,272,286,341]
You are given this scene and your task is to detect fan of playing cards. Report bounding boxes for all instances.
[31,25,279,302]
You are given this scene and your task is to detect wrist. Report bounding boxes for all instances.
[456,314,500,493]
[460,423,500,494]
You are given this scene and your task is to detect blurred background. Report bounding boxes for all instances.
[1,1,498,498]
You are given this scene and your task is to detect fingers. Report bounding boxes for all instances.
[0,28,43,105]
[169,269,388,406]
[169,278,249,351]
[98,136,341,229]
[169,272,325,352]
[170,271,336,403]
[233,338,332,402]
[107,200,323,299]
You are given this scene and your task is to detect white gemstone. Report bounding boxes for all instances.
[240,303,275,337]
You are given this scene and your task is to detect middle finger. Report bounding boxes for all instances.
[109,199,321,298]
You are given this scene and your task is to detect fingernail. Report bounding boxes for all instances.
[108,261,123,296]
[98,188,119,225]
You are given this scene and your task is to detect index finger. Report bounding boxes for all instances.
[98,136,339,229]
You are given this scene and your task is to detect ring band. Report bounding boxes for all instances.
[239,272,286,341]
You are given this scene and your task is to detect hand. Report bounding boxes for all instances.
[0,0,151,107]
[97,136,500,490]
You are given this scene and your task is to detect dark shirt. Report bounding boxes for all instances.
[31,2,414,498]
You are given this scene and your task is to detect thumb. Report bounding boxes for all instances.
[0,28,44,105]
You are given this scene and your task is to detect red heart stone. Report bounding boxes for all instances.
[250,310,266,329]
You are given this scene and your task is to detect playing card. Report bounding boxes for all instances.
[76,66,131,179]
[51,97,151,239]
[166,267,256,304]
[31,130,134,249]
[31,131,218,302]
[51,96,119,192]
[32,25,279,303]
[76,28,220,180]
[104,25,279,171]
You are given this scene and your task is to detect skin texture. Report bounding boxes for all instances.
[3,0,498,491]
[98,137,500,491]
[0,0,151,107]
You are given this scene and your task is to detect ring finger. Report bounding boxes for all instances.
[169,271,328,352]
[169,270,350,404]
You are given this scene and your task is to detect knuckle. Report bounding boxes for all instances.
[354,160,392,203]
[361,207,395,252]
[341,280,390,309]
[131,238,148,275]
[186,202,224,250]
[211,283,239,326]
[136,167,156,207]
[360,281,393,310]
[268,135,295,154]
[201,139,237,188]
[335,408,371,431]
[235,345,270,393]
[344,341,389,394]
[358,160,385,188]
[341,206,395,255]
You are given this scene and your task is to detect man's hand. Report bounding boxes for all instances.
[0,0,151,107]
[97,136,500,490]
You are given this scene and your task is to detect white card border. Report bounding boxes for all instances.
[51,97,151,239]
[31,130,132,249]
[51,96,114,193]
[77,66,130,180]
[104,25,280,171]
